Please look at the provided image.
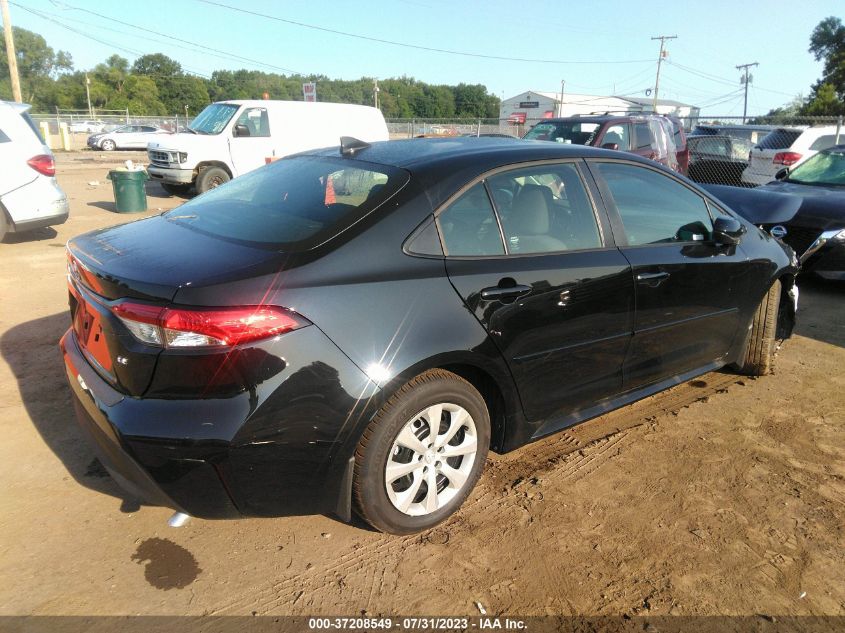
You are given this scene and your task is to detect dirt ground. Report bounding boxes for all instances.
[1,151,843,620]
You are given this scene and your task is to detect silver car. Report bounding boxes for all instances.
[0,101,69,241]
[87,124,168,151]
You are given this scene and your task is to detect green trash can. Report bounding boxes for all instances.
[107,168,150,213]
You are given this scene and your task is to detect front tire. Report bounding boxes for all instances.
[353,369,490,535]
[196,166,230,194]
[737,279,781,376]
[100,139,116,151]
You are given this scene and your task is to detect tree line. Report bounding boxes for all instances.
[0,27,500,119]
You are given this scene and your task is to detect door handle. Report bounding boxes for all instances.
[636,271,670,286]
[480,284,532,301]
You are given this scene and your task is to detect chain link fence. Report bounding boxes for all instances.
[683,115,844,188]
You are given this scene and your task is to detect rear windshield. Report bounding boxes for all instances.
[756,129,801,150]
[165,156,409,250]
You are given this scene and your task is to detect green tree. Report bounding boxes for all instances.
[803,17,845,114]
[0,27,73,107]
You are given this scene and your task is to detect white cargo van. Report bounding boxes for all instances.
[147,100,389,194]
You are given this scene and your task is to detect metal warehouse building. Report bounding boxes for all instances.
[501,90,700,130]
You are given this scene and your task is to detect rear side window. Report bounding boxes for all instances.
[165,156,408,250]
[596,162,713,246]
[757,129,801,150]
[487,163,602,253]
[437,183,504,256]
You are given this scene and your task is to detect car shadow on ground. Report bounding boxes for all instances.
[794,275,845,349]
[0,312,139,510]
[1,227,59,244]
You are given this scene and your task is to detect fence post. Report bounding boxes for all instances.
[477,118,481,137]
[836,115,842,145]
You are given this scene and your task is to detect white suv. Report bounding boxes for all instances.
[742,125,841,186]
[0,101,69,241]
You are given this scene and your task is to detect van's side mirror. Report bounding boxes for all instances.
[233,124,250,138]
[602,142,619,150]
[775,167,789,181]
[713,216,746,245]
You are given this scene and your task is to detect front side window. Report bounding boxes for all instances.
[437,183,504,256]
[596,162,713,246]
[234,107,270,138]
[487,163,602,254]
[164,156,408,250]
[808,134,837,151]
[602,124,631,151]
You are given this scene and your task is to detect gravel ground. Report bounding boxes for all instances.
[1,151,843,621]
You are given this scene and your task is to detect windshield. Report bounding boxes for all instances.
[523,121,599,145]
[188,103,240,134]
[787,151,845,186]
[164,156,410,250]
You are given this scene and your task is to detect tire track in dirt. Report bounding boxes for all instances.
[210,370,741,615]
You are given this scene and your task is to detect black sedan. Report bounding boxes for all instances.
[755,146,845,280]
[61,137,797,534]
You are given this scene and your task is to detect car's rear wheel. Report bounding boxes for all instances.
[196,166,230,194]
[737,279,781,376]
[100,139,116,151]
[353,369,490,535]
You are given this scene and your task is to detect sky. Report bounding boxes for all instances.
[5,0,842,117]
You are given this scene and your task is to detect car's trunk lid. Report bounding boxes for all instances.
[66,215,286,395]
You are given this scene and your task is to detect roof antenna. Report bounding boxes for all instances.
[340,136,371,157]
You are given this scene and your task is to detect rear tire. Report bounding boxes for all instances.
[353,369,490,535]
[737,279,781,376]
[196,166,229,194]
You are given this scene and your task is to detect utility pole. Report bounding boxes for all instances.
[1,0,22,103]
[373,79,380,110]
[736,62,758,123]
[85,73,93,117]
[559,79,565,117]
[650,35,676,111]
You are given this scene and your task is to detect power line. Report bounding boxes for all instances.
[195,0,654,65]
[12,3,214,78]
[47,0,303,75]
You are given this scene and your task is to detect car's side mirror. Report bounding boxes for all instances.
[713,216,746,245]
[602,143,619,150]
[233,124,250,138]
[774,168,789,181]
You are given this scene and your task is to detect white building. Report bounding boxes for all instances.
[500,90,700,129]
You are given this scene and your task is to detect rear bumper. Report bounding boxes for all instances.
[147,165,195,184]
[60,323,378,520]
[2,177,69,232]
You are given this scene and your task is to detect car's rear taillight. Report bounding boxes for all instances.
[111,302,309,348]
[27,154,56,176]
[773,151,802,166]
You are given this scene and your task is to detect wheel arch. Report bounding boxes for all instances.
[376,352,519,455]
[195,161,234,179]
